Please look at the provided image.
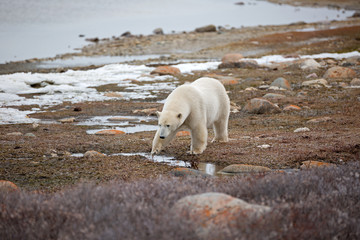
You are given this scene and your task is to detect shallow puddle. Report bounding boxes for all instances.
[71,151,223,175]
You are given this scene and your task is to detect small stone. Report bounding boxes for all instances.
[121,31,132,37]
[59,117,75,123]
[219,164,272,173]
[176,131,190,137]
[7,132,23,136]
[24,133,36,137]
[283,105,301,111]
[32,122,40,129]
[94,129,126,135]
[300,58,321,70]
[230,102,241,113]
[104,92,123,98]
[195,24,217,33]
[294,127,310,133]
[257,144,271,149]
[153,28,164,35]
[302,79,330,88]
[218,59,259,69]
[270,77,291,90]
[73,107,82,112]
[84,150,106,158]
[243,98,281,114]
[306,73,318,79]
[258,85,270,90]
[0,180,19,192]
[300,160,335,170]
[307,117,331,123]
[221,53,244,64]
[350,78,360,86]
[245,87,258,91]
[262,93,286,100]
[150,66,181,76]
[323,66,356,79]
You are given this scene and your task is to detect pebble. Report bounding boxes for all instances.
[243,98,281,114]
[257,144,271,149]
[307,117,331,123]
[245,87,258,91]
[300,58,321,70]
[152,28,164,35]
[283,104,301,111]
[262,93,286,100]
[218,59,259,69]
[270,77,291,90]
[150,66,181,76]
[6,132,23,136]
[24,133,36,137]
[306,73,318,79]
[133,108,158,116]
[84,150,106,158]
[300,160,335,170]
[221,53,243,64]
[294,127,310,133]
[172,192,270,239]
[104,92,123,98]
[301,79,330,88]
[176,131,190,137]
[94,129,126,135]
[59,117,76,123]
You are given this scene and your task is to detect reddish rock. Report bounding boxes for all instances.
[94,129,125,135]
[323,66,356,79]
[0,180,19,192]
[300,160,335,170]
[150,66,181,76]
[204,74,240,85]
[176,131,190,137]
[283,105,301,111]
[172,192,270,239]
[243,98,281,114]
[221,53,244,64]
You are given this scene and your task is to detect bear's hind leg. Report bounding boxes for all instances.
[212,120,229,143]
[189,125,208,154]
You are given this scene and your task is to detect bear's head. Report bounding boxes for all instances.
[156,110,182,139]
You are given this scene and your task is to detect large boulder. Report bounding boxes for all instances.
[243,98,281,114]
[323,66,356,79]
[172,192,271,239]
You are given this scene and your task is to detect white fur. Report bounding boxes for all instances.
[151,77,230,155]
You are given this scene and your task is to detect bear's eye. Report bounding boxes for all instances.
[166,125,170,128]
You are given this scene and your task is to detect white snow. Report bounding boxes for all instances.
[1,51,359,124]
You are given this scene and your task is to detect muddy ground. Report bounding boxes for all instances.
[1,1,360,192]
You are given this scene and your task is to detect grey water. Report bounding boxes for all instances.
[0,0,354,63]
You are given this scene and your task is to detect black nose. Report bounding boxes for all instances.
[160,136,165,139]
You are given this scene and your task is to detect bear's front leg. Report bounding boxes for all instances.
[189,125,208,154]
[151,129,177,155]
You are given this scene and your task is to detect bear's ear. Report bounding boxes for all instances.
[177,113,182,119]
[156,111,161,118]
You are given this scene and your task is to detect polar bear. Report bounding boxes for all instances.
[151,77,230,155]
